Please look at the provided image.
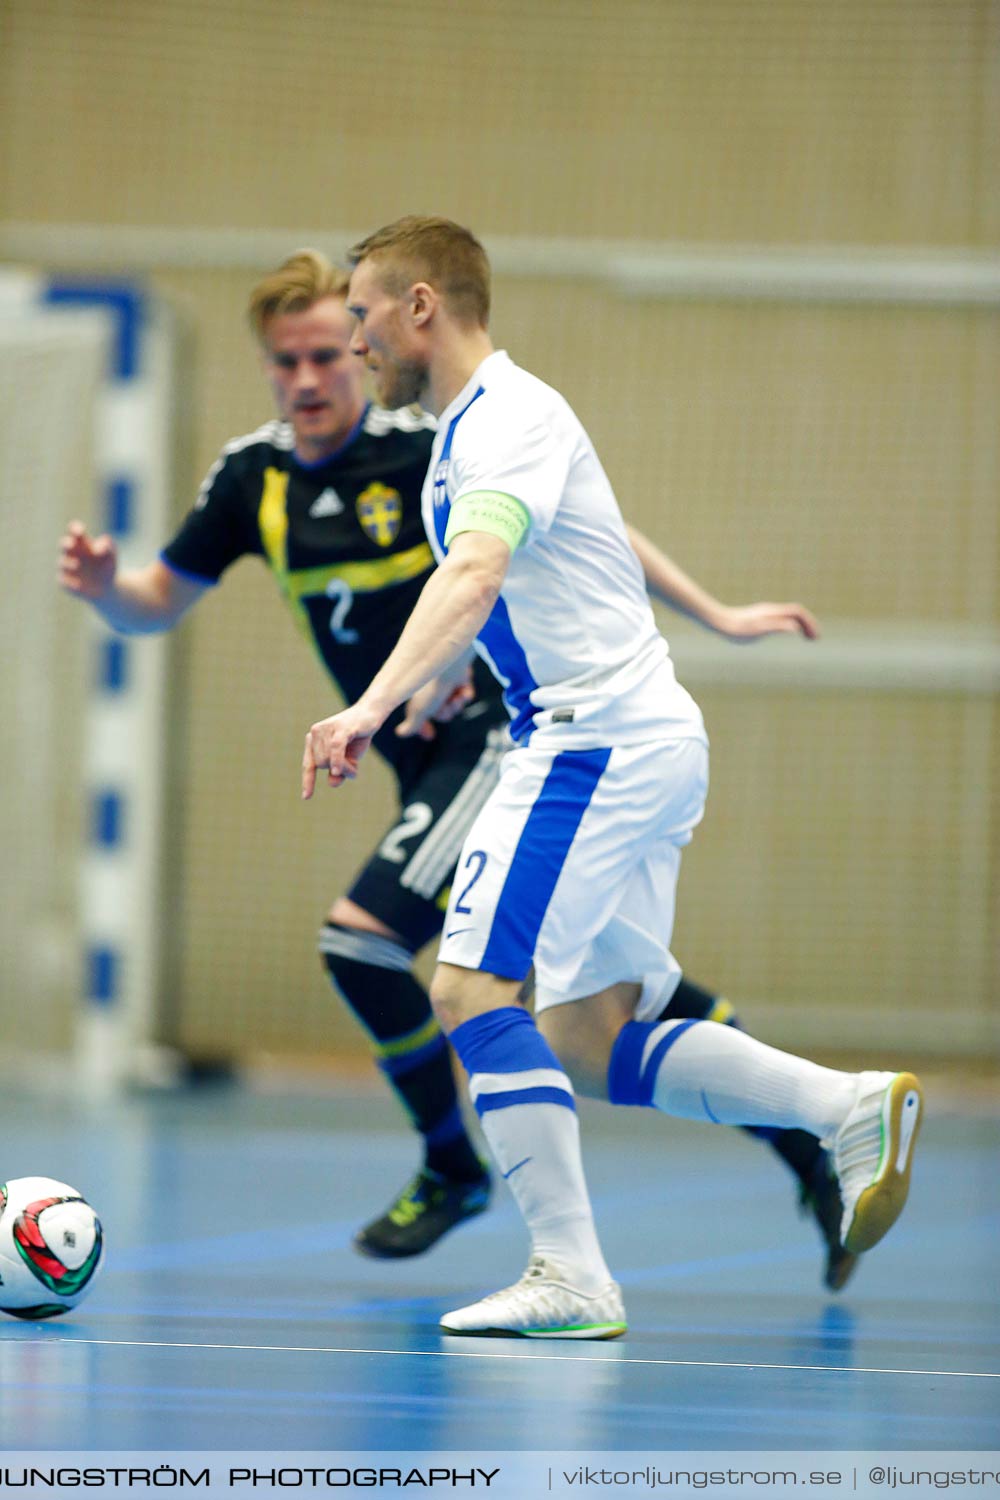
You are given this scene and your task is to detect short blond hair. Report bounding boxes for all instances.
[247,249,349,339]
[348,216,490,329]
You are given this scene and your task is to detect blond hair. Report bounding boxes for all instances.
[247,249,349,339]
[348,216,490,329]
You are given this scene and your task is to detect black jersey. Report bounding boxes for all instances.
[162,406,506,781]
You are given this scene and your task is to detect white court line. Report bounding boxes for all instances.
[22,1337,1000,1381]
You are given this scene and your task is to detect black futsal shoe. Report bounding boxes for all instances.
[800,1154,859,1292]
[353,1167,492,1259]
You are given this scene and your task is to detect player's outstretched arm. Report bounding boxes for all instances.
[302,532,509,799]
[58,521,208,634]
[626,523,820,643]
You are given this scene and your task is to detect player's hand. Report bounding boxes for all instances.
[302,703,381,798]
[397,667,476,741]
[715,602,820,643]
[58,521,117,599]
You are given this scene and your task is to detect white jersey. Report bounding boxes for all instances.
[422,350,706,751]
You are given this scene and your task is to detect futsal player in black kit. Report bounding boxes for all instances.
[59,249,853,1288]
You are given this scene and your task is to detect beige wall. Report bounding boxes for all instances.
[3,0,997,1062]
[3,0,998,245]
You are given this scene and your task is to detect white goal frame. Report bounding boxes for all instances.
[1,269,177,1091]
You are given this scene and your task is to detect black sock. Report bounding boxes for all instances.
[662,976,826,1187]
[320,923,484,1183]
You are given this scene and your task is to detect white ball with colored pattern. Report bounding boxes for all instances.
[0,1176,104,1319]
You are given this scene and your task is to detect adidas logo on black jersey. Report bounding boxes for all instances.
[309,487,345,519]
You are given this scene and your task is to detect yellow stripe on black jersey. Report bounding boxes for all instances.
[259,463,433,656]
[160,409,504,777]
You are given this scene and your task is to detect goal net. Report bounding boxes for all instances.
[0,303,104,1069]
[0,275,176,1090]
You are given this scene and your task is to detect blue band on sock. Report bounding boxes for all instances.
[607,1020,651,1106]
[640,1019,698,1106]
[449,1006,558,1077]
[476,1085,574,1116]
[608,1018,700,1107]
[451,1007,575,1120]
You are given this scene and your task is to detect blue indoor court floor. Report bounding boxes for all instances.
[0,1072,997,1455]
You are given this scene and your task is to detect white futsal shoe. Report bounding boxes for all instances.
[440,1255,627,1340]
[832,1070,923,1255]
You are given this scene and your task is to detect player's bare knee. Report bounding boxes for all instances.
[546,1041,603,1099]
[536,1012,608,1099]
[429,967,483,1032]
[429,963,521,1034]
[538,983,639,1100]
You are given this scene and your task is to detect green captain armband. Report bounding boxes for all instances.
[444,490,531,552]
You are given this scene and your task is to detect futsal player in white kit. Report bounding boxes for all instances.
[302,216,924,1339]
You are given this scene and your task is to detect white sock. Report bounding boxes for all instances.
[451,1006,613,1292]
[614,1017,857,1140]
[476,1096,611,1291]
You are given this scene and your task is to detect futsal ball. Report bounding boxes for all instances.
[0,1177,104,1320]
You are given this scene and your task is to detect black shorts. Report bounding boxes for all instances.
[347,704,511,952]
